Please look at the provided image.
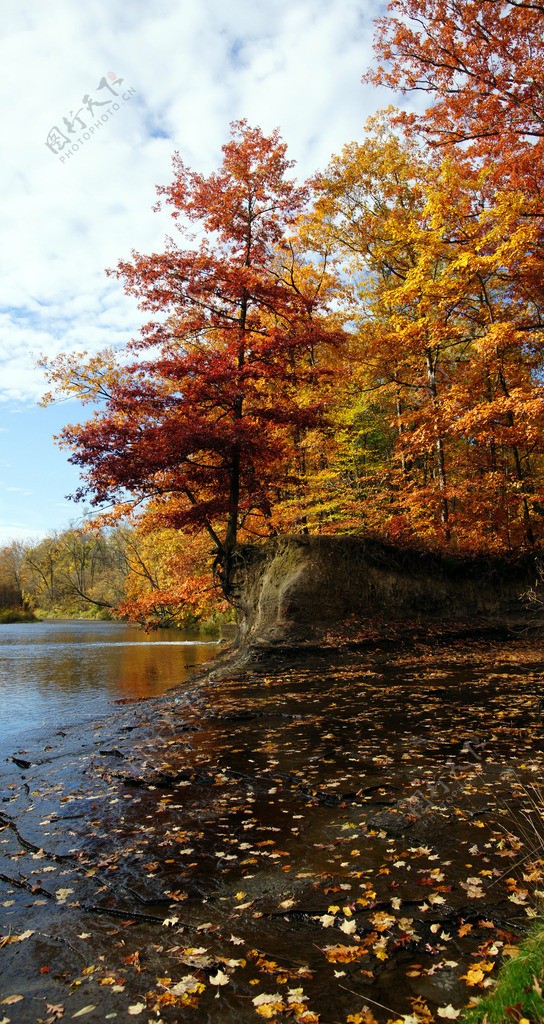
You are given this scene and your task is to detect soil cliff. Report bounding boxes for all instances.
[231,535,540,648]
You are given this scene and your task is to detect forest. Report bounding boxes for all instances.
[0,526,225,625]
[7,0,544,626]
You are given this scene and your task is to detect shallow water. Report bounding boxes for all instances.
[0,619,220,746]
[2,635,544,1022]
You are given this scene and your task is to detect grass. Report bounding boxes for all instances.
[0,607,36,623]
[35,605,114,621]
[461,922,544,1023]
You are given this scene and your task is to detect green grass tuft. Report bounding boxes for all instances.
[462,922,544,1023]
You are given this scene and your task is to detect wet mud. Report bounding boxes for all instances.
[1,633,544,1023]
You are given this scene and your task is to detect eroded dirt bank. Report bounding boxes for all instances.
[232,536,540,647]
[1,633,544,1023]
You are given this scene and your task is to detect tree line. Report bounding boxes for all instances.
[34,1,544,623]
[0,527,224,627]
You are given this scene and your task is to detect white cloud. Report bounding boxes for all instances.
[1,0,399,406]
[0,523,45,545]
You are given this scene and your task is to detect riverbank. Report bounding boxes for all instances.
[2,631,544,1023]
[232,537,543,652]
[0,608,36,624]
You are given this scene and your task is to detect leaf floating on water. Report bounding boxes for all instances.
[252,992,285,1018]
[209,970,230,986]
[55,888,75,904]
[347,1011,379,1024]
[45,1007,64,1021]
[71,1008,97,1018]
[0,931,34,947]
[169,978,202,996]
[339,919,357,935]
[316,914,336,927]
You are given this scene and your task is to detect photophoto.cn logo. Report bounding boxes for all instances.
[45,71,136,162]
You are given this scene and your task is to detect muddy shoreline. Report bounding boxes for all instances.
[1,633,544,1023]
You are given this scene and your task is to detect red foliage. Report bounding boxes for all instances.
[45,122,342,590]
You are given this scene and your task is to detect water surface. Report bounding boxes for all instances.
[0,619,220,747]
[2,636,543,1021]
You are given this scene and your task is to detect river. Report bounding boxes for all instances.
[1,632,543,1021]
[0,619,221,747]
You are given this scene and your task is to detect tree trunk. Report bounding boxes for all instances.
[425,349,450,541]
[497,369,535,546]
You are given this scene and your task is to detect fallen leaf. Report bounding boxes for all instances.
[339,919,357,935]
[169,978,204,996]
[45,1007,64,1021]
[55,888,76,906]
[209,970,229,986]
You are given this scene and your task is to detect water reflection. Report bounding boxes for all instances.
[0,620,221,746]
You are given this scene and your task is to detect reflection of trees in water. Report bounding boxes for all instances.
[111,636,220,698]
[6,623,219,702]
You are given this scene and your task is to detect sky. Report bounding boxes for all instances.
[0,0,406,546]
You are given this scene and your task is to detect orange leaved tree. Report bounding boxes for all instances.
[310,116,544,550]
[42,122,342,597]
[366,1,544,174]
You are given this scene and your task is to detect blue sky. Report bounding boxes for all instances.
[0,0,406,545]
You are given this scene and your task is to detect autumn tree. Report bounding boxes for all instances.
[310,116,544,549]
[359,2,544,548]
[43,122,340,595]
[117,527,228,628]
[367,1,544,175]
[22,528,128,615]
[0,541,27,610]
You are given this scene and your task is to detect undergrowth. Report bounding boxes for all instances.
[0,607,36,623]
